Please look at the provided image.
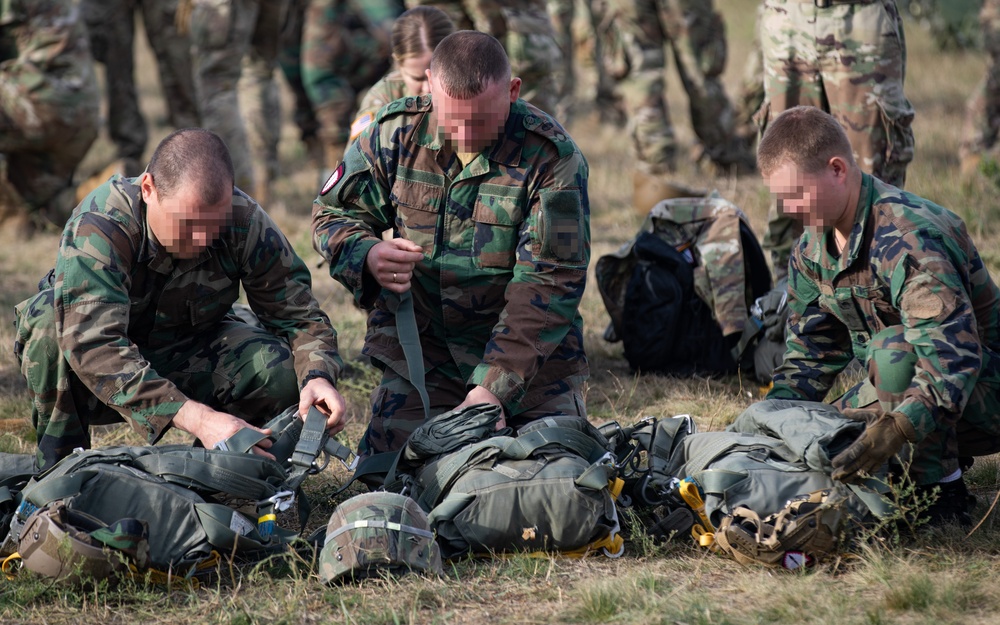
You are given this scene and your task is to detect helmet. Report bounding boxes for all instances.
[17,501,149,583]
[319,492,442,583]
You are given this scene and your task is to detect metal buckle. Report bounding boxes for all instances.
[815,0,832,7]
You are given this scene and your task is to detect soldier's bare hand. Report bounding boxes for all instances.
[299,377,348,435]
[365,238,424,293]
[173,400,274,459]
[455,385,507,429]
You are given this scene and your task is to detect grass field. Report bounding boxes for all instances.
[3,1,1000,623]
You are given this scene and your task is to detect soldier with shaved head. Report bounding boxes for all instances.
[15,128,346,470]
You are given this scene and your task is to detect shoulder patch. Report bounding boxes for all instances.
[349,112,374,141]
[320,162,346,196]
[522,107,574,158]
[376,93,433,123]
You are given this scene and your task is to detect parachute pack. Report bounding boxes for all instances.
[601,399,892,569]
[1,405,352,583]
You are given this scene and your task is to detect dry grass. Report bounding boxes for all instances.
[3,0,1000,622]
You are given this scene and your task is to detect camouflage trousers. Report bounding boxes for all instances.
[14,289,299,470]
[0,88,98,216]
[833,326,1000,485]
[300,0,395,147]
[613,0,747,174]
[82,0,200,177]
[191,0,288,195]
[406,0,563,114]
[960,0,1000,159]
[362,360,587,454]
[760,0,916,278]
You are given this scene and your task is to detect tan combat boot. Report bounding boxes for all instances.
[632,171,707,217]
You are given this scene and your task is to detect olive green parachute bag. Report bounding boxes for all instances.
[387,407,625,559]
[1,406,352,582]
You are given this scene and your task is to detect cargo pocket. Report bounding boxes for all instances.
[188,283,240,329]
[876,98,915,186]
[390,180,443,256]
[472,195,523,270]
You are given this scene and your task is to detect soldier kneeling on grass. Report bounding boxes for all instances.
[758,105,1000,526]
[14,128,347,471]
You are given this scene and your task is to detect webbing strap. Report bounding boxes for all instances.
[416,439,507,510]
[133,455,278,501]
[504,428,610,464]
[732,316,764,362]
[324,519,435,545]
[848,478,896,519]
[396,290,430,422]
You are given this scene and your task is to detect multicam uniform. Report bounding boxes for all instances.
[81,0,199,177]
[14,175,343,469]
[767,174,1000,485]
[613,0,751,174]
[0,0,99,218]
[190,0,290,196]
[405,0,563,114]
[759,0,916,278]
[313,95,590,454]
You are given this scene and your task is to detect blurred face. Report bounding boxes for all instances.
[427,71,521,153]
[397,51,433,96]
[763,159,851,231]
[141,173,233,259]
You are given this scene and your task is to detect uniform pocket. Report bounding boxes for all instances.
[390,180,443,256]
[472,195,523,270]
[188,283,240,329]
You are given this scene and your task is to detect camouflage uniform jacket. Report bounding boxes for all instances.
[55,175,343,443]
[768,173,1000,442]
[349,69,406,141]
[313,95,590,415]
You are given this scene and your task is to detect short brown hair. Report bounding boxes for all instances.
[147,128,234,204]
[757,106,857,176]
[391,6,455,63]
[429,30,510,99]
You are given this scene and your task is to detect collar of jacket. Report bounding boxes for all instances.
[415,97,528,168]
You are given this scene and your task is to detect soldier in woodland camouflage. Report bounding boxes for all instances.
[758,0,915,281]
[313,31,590,455]
[405,0,563,114]
[959,0,1000,179]
[0,0,99,231]
[299,0,402,172]
[14,129,346,470]
[759,107,1000,522]
[81,0,200,177]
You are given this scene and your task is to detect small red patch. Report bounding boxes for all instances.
[321,162,346,196]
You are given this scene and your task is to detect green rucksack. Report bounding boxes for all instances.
[2,406,349,582]
[391,408,624,559]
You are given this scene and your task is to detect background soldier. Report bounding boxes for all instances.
[189,0,290,206]
[614,0,755,215]
[0,0,99,234]
[960,0,1000,181]
[14,129,346,470]
[81,0,200,178]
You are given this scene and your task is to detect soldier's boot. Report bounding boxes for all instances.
[75,160,126,206]
[632,171,706,217]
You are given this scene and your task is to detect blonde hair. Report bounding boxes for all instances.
[757,106,857,176]
[391,6,455,63]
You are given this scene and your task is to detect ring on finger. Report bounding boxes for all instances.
[393,272,398,283]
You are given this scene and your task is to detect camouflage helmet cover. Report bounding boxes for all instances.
[319,492,442,583]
